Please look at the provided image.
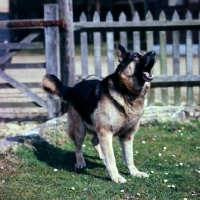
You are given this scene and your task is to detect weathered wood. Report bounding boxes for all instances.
[106,11,115,74]
[80,12,88,78]
[199,12,200,105]
[93,11,101,75]
[146,11,154,106]
[0,82,42,89]
[186,11,193,106]
[172,11,181,105]
[119,12,127,49]
[2,63,45,69]
[44,4,61,118]
[0,42,44,50]
[132,11,140,52]
[0,33,40,65]
[74,19,200,32]
[0,69,47,108]
[58,0,76,87]
[159,11,168,105]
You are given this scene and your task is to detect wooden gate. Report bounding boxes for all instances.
[0,1,75,120]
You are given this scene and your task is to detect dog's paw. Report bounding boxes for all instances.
[112,175,127,183]
[75,162,86,169]
[133,171,149,178]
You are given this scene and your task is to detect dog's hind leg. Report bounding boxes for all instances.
[91,135,103,160]
[68,106,86,169]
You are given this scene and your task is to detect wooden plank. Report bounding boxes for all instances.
[74,19,200,32]
[0,69,47,108]
[0,33,40,65]
[186,11,193,106]
[0,42,44,50]
[172,11,181,106]
[80,12,88,78]
[199,12,200,105]
[146,11,154,106]
[44,4,61,118]
[159,11,168,106]
[106,11,115,74]
[0,82,43,89]
[93,11,101,76]
[133,11,140,52]
[58,0,76,87]
[119,12,127,49]
[3,63,45,69]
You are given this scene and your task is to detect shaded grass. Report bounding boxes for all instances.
[0,121,200,199]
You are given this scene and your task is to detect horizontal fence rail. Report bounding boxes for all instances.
[75,10,200,106]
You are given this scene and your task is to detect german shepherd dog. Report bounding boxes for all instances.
[42,44,156,183]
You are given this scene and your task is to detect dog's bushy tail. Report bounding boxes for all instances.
[42,74,71,101]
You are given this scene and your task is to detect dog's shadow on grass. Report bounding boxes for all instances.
[31,138,110,181]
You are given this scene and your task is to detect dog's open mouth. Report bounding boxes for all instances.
[142,57,155,82]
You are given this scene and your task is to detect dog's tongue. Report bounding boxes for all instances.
[143,72,153,78]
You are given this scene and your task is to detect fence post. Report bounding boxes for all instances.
[44,4,61,118]
[58,0,75,114]
[172,11,181,106]
[186,11,193,106]
[93,11,101,76]
[146,11,154,106]
[159,11,168,105]
[58,0,75,87]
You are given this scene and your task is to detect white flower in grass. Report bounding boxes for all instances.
[142,141,146,144]
[136,193,140,196]
[180,133,183,136]
[120,190,124,193]
[171,185,175,188]
[54,168,58,172]
[165,173,168,175]
[71,187,75,190]
[158,153,162,157]
[164,179,168,183]
[150,171,154,174]
[82,144,86,148]
[183,198,187,200]
[135,151,138,154]
[163,147,167,151]
[172,155,176,157]
[178,130,181,133]
[179,162,183,166]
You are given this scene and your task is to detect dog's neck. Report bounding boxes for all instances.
[107,73,147,98]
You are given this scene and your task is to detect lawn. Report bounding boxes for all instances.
[0,120,200,200]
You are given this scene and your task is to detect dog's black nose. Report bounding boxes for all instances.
[149,51,156,55]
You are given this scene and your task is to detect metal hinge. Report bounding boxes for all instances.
[7,19,67,30]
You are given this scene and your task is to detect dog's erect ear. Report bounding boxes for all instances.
[116,44,127,62]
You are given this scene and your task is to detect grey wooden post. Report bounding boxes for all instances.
[106,11,115,74]
[57,0,75,114]
[80,12,89,79]
[146,11,154,106]
[58,0,75,88]
[93,11,101,76]
[159,11,168,105]
[186,11,193,106]
[44,4,61,118]
[172,11,181,105]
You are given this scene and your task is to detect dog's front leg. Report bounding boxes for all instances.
[97,130,127,183]
[119,133,149,178]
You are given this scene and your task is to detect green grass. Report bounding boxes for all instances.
[1,121,200,199]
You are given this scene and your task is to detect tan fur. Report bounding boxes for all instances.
[43,47,155,183]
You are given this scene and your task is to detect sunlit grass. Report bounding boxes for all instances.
[0,121,200,199]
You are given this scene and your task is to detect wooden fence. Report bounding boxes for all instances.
[0,1,200,121]
[74,10,200,107]
[0,2,75,120]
